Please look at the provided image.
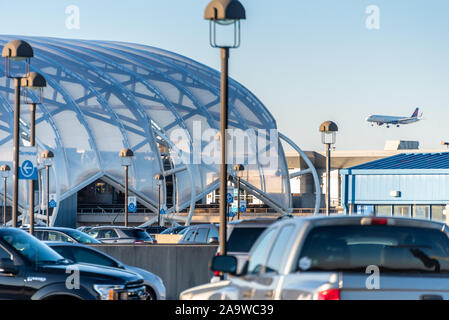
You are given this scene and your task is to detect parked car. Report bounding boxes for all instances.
[46,242,166,300]
[211,218,278,282]
[142,226,167,235]
[0,227,147,300]
[86,226,157,244]
[181,216,449,300]
[178,224,219,244]
[22,227,101,244]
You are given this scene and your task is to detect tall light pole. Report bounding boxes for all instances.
[205,0,245,257]
[41,150,54,226]
[319,121,338,216]
[0,165,10,226]
[119,148,133,227]
[155,174,164,226]
[22,72,46,234]
[233,164,244,220]
[2,40,34,228]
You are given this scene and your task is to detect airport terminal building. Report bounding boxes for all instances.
[341,152,449,222]
[0,35,295,227]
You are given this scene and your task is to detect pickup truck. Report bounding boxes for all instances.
[0,227,147,300]
[180,215,449,300]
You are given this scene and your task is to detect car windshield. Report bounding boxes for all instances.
[63,229,101,244]
[0,229,68,265]
[227,227,266,253]
[298,225,449,274]
[121,229,152,240]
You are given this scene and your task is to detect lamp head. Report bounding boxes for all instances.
[21,72,46,104]
[2,40,34,78]
[0,164,10,179]
[319,121,338,145]
[204,0,246,48]
[119,148,134,166]
[154,173,164,185]
[41,150,54,167]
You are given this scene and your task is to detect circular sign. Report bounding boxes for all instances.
[21,160,34,178]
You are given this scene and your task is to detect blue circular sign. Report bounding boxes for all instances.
[21,160,34,178]
[226,193,233,204]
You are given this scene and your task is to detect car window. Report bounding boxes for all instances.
[247,228,277,275]
[0,244,12,260]
[70,247,117,268]
[194,228,209,243]
[100,229,118,239]
[264,225,295,274]
[33,231,47,241]
[51,246,76,262]
[227,227,266,253]
[47,231,75,243]
[183,229,196,242]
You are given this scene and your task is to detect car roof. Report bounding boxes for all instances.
[88,226,144,230]
[23,227,79,232]
[228,218,278,225]
[273,214,447,230]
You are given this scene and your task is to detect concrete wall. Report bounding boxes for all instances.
[91,244,218,300]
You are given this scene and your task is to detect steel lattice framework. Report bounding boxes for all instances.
[0,35,296,225]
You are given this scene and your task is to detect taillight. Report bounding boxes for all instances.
[361,217,391,226]
[134,240,144,244]
[317,289,340,300]
[214,252,221,277]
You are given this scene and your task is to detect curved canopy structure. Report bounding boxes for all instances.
[0,35,293,225]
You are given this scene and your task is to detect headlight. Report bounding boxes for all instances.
[180,292,195,300]
[93,284,125,300]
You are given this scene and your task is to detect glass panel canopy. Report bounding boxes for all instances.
[0,35,292,217]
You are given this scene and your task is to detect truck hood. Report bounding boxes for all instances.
[41,262,143,284]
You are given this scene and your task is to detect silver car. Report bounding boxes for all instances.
[86,226,156,244]
[46,242,166,300]
[181,215,449,300]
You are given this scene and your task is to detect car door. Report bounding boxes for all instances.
[222,227,278,300]
[0,243,25,300]
[248,224,296,300]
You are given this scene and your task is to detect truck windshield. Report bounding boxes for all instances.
[298,225,449,274]
[0,229,68,265]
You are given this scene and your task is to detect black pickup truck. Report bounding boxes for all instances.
[0,228,147,300]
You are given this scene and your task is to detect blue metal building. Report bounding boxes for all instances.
[341,153,449,222]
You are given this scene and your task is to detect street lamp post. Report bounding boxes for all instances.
[0,165,10,226]
[119,148,134,227]
[41,150,54,226]
[205,0,245,257]
[2,40,34,228]
[155,174,164,226]
[233,164,244,220]
[319,121,338,216]
[22,72,46,234]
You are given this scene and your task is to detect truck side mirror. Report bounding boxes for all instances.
[210,255,237,275]
[0,258,18,275]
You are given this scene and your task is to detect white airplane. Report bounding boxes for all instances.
[366,108,423,128]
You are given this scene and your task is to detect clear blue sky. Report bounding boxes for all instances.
[1,0,449,151]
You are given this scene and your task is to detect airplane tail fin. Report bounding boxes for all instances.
[411,107,419,118]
